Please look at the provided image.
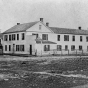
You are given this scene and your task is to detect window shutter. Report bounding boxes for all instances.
[44,45,46,51]
[48,45,50,51]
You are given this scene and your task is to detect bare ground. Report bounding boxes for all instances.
[0,55,88,88]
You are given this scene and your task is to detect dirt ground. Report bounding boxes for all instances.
[0,55,88,88]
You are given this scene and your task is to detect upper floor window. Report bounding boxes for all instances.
[65,45,68,51]
[12,34,15,40]
[22,33,25,40]
[9,35,11,41]
[42,34,48,40]
[71,45,75,51]
[64,35,69,41]
[4,35,8,41]
[44,45,50,51]
[57,45,62,51]
[57,35,60,41]
[79,45,82,50]
[17,34,19,40]
[80,36,82,42]
[86,36,88,42]
[72,35,75,41]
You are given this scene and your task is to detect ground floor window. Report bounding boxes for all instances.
[87,46,88,51]
[44,45,50,51]
[9,45,11,51]
[5,45,7,51]
[57,45,62,51]
[16,45,24,51]
[16,45,19,51]
[79,45,82,50]
[65,45,68,51]
[20,45,24,51]
[71,45,75,51]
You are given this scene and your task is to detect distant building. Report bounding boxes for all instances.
[2,18,88,56]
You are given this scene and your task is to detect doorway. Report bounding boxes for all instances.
[30,45,32,55]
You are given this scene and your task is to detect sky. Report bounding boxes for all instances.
[0,0,88,32]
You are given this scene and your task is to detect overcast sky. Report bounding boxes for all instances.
[0,0,88,32]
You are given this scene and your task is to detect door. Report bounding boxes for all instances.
[30,45,32,55]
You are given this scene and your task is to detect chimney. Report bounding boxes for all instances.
[40,18,43,22]
[17,23,20,25]
[78,26,81,30]
[46,22,49,27]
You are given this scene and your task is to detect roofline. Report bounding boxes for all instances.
[50,27,84,30]
[2,31,26,34]
[50,27,88,35]
[3,21,39,34]
[54,33,88,35]
[36,43,56,44]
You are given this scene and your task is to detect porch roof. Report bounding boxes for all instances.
[35,39,57,44]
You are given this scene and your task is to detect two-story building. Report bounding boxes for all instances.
[2,18,88,56]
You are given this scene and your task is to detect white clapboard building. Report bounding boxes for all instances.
[2,18,88,56]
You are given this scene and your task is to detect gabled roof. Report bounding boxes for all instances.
[50,27,88,35]
[3,20,88,35]
[3,21,39,34]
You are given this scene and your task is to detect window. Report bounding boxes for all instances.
[20,45,24,51]
[72,35,75,41]
[86,36,88,42]
[32,33,38,38]
[64,35,69,41]
[17,34,19,40]
[79,45,82,50]
[65,45,68,51]
[9,45,11,51]
[0,39,1,44]
[22,33,25,40]
[5,45,7,51]
[9,35,11,41]
[16,45,19,51]
[4,35,8,41]
[44,45,50,51]
[57,35,60,41]
[57,45,62,51]
[42,34,48,40]
[80,36,82,42]
[12,34,15,40]
[39,25,42,30]
[16,45,24,51]
[71,45,75,51]
[87,46,88,51]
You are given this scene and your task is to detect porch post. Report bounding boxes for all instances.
[13,44,15,54]
[41,40,42,56]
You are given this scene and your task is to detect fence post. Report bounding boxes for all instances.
[61,49,62,56]
[82,50,83,55]
[76,50,77,56]
[53,49,54,55]
[68,49,69,55]
[35,49,37,56]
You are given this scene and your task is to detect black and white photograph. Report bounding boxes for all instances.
[0,0,88,88]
